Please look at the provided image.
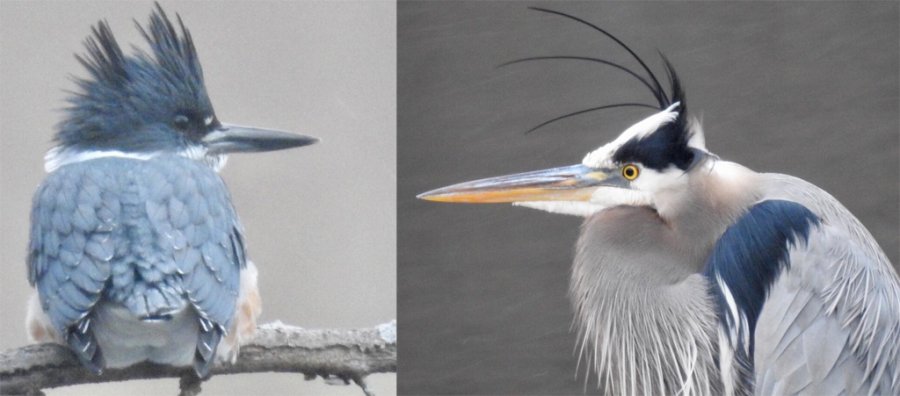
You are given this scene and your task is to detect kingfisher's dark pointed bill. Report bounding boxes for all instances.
[202,123,319,154]
[417,164,618,203]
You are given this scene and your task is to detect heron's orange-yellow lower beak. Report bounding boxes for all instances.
[417,164,608,203]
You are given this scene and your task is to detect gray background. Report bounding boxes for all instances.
[399,2,898,395]
[1,1,395,395]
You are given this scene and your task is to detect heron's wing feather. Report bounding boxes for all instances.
[749,175,900,394]
[28,164,118,372]
[703,199,821,393]
[755,221,900,395]
[146,157,244,377]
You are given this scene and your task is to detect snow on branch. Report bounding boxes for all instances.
[0,320,397,396]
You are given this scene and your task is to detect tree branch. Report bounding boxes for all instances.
[0,320,396,396]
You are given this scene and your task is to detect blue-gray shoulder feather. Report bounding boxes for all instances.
[703,200,820,390]
[704,195,900,394]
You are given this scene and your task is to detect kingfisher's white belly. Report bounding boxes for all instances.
[26,261,262,369]
[92,302,199,368]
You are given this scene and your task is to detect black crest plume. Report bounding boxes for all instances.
[606,52,694,171]
[505,7,687,134]
[72,3,204,91]
[135,3,204,88]
[75,21,127,87]
[57,3,212,150]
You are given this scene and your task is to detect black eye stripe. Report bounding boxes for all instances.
[612,113,694,171]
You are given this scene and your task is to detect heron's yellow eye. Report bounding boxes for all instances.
[622,164,640,181]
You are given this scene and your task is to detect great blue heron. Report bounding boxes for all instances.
[418,8,900,395]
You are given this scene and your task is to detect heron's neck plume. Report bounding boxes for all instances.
[572,210,723,394]
[571,272,722,395]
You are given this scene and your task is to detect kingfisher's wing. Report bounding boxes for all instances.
[28,163,117,372]
[144,157,246,377]
[29,157,246,377]
[704,198,900,395]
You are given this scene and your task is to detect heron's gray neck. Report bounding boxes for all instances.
[659,160,763,265]
[569,160,761,394]
[572,209,723,394]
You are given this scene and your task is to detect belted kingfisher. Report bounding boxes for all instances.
[25,4,317,378]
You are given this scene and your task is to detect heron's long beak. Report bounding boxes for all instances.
[202,123,319,154]
[418,164,618,203]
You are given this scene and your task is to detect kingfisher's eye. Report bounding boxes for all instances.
[622,164,640,181]
[173,114,190,129]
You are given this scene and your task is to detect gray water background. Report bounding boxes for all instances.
[399,2,899,394]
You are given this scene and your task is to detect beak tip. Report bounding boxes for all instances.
[298,137,320,148]
[417,188,458,202]
[416,191,437,201]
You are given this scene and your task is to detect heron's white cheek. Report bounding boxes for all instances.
[513,201,607,217]
[631,167,692,217]
[590,186,653,208]
[632,167,689,194]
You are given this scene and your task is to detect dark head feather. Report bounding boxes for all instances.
[57,3,214,152]
[661,53,686,111]
[612,58,694,171]
[612,109,693,171]
[76,21,127,87]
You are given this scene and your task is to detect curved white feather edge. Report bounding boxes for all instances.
[45,146,227,173]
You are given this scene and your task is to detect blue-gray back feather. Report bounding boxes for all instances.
[28,155,244,376]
